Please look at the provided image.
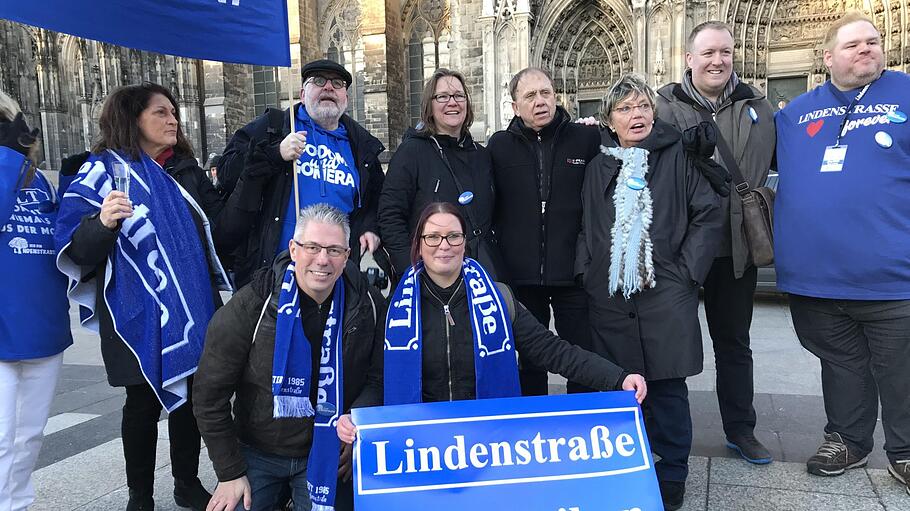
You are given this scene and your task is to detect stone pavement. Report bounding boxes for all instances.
[28,296,910,510]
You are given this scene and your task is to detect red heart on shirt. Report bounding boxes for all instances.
[806,119,824,137]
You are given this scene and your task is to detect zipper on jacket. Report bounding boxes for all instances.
[425,280,463,401]
[536,132,547,285]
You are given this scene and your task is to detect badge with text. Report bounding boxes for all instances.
[821,145,847,173]
[353,391,662,511]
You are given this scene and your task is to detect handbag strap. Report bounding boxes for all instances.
[696,109,752,197]
[429,136,483,236]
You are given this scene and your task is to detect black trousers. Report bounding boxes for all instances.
[122,377,202,495]
[642,378,692,483]
[789,294,910,463]
[514,285,594,395]
[702,257,758,438]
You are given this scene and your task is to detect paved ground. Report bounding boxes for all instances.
[28,294,909,510]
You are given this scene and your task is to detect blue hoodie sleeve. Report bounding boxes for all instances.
[0,147,29,224]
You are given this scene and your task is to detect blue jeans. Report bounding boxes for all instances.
[240,444,311,511]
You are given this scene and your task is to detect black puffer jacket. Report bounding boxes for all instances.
[62,154,225,386]
[216,105,385,286]
[193,253,385,482]
[489,107,601,286]
[356,272,627,406]
[378,129,502,278]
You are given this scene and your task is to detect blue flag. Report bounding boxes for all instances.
[352,391,663,511]
[1,0,290,66]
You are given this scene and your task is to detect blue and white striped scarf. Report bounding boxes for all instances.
[272,262,344,510]
[55,149,230,412]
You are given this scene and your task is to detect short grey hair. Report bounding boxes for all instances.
[687,21,734,51]
[601,73,657,120]
[508,67,554,101]
[293,203,351,246]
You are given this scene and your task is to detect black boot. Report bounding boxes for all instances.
[173,478,212,510]
[126,489,154,511]
[659,480,686,511]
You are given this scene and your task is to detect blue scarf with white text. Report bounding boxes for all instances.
[384,258,520,405]
[55,150,230,412]
[272,262,344,510]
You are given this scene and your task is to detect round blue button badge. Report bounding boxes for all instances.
[875,131,893,148]
[458,191,474,205]
[626,177,647,190]
[886,110,907,124]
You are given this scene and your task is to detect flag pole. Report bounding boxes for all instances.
[288,67,300,217]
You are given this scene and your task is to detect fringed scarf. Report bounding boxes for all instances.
[681,69,741,113]
[271,262,344,510]
[603,146,656,299]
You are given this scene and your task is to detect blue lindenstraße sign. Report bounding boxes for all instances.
[352,391,663,511]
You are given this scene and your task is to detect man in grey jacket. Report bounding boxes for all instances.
[656,20,775,464]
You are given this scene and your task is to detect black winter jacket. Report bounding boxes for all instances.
[576,120,723,380]
[193,254,385,482]
[63,154,225,386]
[217,105,385,286]
[356,272,627,406]
[489,107,601,286]
[378,129,502,278]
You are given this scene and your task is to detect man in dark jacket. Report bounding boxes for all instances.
[656,21,775,465]
[194,204,384,511]
[217,59,385,287]
[488,67,601,396]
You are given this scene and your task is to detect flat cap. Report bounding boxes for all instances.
[301,59,352,88]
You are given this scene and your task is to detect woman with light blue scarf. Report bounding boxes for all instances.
[337,202,646,440]
[575,73,723,511]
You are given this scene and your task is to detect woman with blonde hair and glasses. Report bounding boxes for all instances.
[575,73,723,510]
[0,90,72,511]
[379,69,504,280]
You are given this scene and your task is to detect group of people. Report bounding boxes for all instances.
[0,10,908,511]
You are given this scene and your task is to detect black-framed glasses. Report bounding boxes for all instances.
[291,239,350,258]
[421,233,466,247]
[432,93,467,104]
[307,75,347,90]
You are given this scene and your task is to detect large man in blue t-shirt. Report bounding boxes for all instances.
[775,12,910,492]
[217,59,385,287]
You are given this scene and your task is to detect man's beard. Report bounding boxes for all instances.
[306,94,347,128]
[842,59,885,89]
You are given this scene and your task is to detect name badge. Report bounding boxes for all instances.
[821,145,847,173]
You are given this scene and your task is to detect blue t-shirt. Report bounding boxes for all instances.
[0,147,72,359]
[277,105,360,253]
[775,70,910,299]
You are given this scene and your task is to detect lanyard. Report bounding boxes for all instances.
[834,81,874,147]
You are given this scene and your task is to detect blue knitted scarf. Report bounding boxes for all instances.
[272,262,344,510]
[384,258,520,405]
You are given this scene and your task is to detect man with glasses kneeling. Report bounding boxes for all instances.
[194,203,385,511]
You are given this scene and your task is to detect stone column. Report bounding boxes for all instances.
[632,0,648,76]
[479,1,496,138]
[356,0,405,152]
[202,61,253,154]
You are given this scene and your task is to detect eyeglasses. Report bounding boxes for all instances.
[613,103,653,115]
[291,240,350,258]
[307,75,347,90]
[433,93,468,104]
[421,233,466,247]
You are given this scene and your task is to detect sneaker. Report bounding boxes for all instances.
[888,459,910,496]
[727,433,773,464]
[173,478,212,510]
[806,432,869,476]
[659,480,685,511]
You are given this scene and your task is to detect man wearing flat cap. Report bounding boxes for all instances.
[216,59,385,287]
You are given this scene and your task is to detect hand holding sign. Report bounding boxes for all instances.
[621,374,647,404]
[338,413,357,444]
